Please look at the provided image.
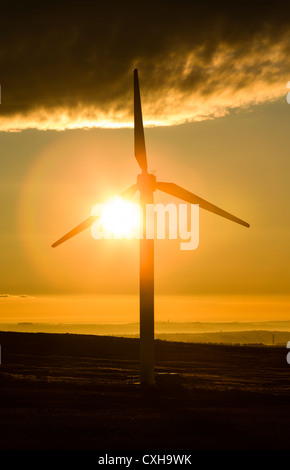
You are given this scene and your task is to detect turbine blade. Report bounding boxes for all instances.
[156,182,250,228]
[120,183,138,199]
[51,215,98,248]
[134,69,148,171]
[52,184,137,248]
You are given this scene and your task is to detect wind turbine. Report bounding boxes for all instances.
[52,69,250,386]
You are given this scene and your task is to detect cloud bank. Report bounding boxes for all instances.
[0,294,33,299]
[0,0,289,130]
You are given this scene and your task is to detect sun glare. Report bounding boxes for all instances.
[91,197,141,239]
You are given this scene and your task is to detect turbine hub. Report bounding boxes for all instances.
[137,172,156,192]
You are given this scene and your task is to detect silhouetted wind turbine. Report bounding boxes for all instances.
[52,69,250,386]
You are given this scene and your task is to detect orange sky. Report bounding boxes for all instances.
[1,295,290,324]
[0,97,290,324]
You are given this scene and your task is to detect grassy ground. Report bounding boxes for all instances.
[0,331,290,451]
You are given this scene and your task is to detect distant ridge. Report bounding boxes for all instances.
[0,321,290,345]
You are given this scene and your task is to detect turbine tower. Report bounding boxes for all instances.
[52,69,250,386]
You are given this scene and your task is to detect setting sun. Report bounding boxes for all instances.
[91,197,141,240]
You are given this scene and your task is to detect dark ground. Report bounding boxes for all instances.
[0,331,290,455]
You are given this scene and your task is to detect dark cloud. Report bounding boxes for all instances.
[0,0,289,129]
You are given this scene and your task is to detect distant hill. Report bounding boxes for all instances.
[155,330,289,346]
[0,321,290,345]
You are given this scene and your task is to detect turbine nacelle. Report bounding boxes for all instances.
[137,172,156,193]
